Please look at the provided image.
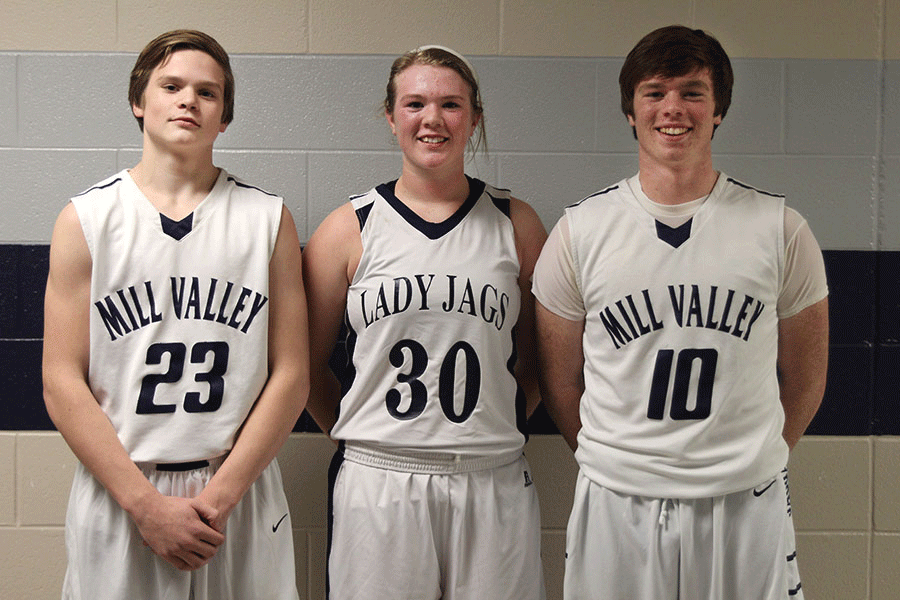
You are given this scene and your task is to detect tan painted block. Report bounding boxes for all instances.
[788,437,871,531]
[308,529,328,600]
[502,0,687,57]
[874,437,900,531]
[0,0,116,51]
[292,529,309,600]
[0,527,67,600]
[889,0,900,62]
[696,0,882,58]
[309,0,499,55]
[541,530,566,600]
[873,533,900,600]
[526,434,578,529]
[117,0,308,53]
[16,433,77,526]
[0,434,14,525]
[795,532,869,599]
[278,433,335,529]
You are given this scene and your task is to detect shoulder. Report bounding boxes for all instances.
[720,175,785,206]
[72,171,128,200]
[220,171,283,207]
[307,200,363,258]
[566,180,628,218]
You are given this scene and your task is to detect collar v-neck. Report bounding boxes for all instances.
[377,177,485,240]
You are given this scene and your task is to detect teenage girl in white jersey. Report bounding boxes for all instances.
[303,45,547,600]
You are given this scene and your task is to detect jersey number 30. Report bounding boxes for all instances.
[647,348,718,420]
[386,339,480,423]
[137,342,229,414]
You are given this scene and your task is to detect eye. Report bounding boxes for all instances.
[163,84,178,92]
[405,100,424,109]
[199,89,217,99]
[443,101,461,109]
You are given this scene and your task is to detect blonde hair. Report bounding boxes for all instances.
[383,46,487,155]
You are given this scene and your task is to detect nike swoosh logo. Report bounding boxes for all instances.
[753,480,776,497]
[272,513,289,532]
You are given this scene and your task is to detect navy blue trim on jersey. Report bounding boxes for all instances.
[325,444,345,599]
[656,218,692,248]
[568,184,620,209]
[726,177,785,199]
[376,176,487,240]
[72,177,122,198]
[160,213,193,241]
[508,324,529,440]
[332,313,358,408]
[355,202,374,232]
[489,193,512,218]
[226,176,278,197]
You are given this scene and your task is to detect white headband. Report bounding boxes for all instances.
[414,44,479,85]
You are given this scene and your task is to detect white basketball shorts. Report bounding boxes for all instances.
[328,445,546,600]
[563,468,803,599]
[62,457,298,600]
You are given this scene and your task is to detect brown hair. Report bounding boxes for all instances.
[384,46,487,155]
[128,30,234,131]
[619,25,733,132]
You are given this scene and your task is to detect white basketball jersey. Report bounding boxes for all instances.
[330,179,526,457]
[567,174,787,498]
[72,169,282,463]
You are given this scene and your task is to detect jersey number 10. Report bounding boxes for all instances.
[647,348,718,420]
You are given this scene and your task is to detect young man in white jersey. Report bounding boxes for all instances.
[42,30,308,599]
[533,25,829,599]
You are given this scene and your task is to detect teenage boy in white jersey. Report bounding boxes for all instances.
[43,30,308,599]
[533,25,828,599]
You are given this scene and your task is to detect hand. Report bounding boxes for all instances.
[191,494,231,534]
[132,493,225,571]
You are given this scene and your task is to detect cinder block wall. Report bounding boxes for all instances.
[2,2,899,599]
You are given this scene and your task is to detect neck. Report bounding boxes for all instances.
[394,166,470,222]
[637,159,719,206]
[129,149,220,220]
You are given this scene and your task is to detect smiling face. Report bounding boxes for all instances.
[385,63,480,177]
[132,49,228,153]
[627,68,722,172]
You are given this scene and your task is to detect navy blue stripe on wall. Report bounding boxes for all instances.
[0,244,896,435]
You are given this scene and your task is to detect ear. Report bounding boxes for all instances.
[470,112,481,137]
[627,113,636,127]
[385,110,396,135]
[219,121,228,134]
[132,102,144,120]
[713,114,723,126]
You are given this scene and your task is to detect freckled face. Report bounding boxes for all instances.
[628,68,722,170]
[133,49,228,150]
[386,64,479,176]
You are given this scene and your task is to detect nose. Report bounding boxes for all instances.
[422,102,442,126]
[661,91,684,116]
[178,88,199,110]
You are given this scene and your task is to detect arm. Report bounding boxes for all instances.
[535,301,585,451]
[778,297,829,449]
[43,204,223,571]
[301,202,361,434]
[196,205,309,528]
[509,197,548,417]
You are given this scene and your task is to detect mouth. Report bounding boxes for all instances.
[173,117,200,128]
[657,127,690,137]
[418,136,449,144]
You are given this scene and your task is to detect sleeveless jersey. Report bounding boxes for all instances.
[72,169,282,464]
[329,178,526,457]
[565,175,787,498]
